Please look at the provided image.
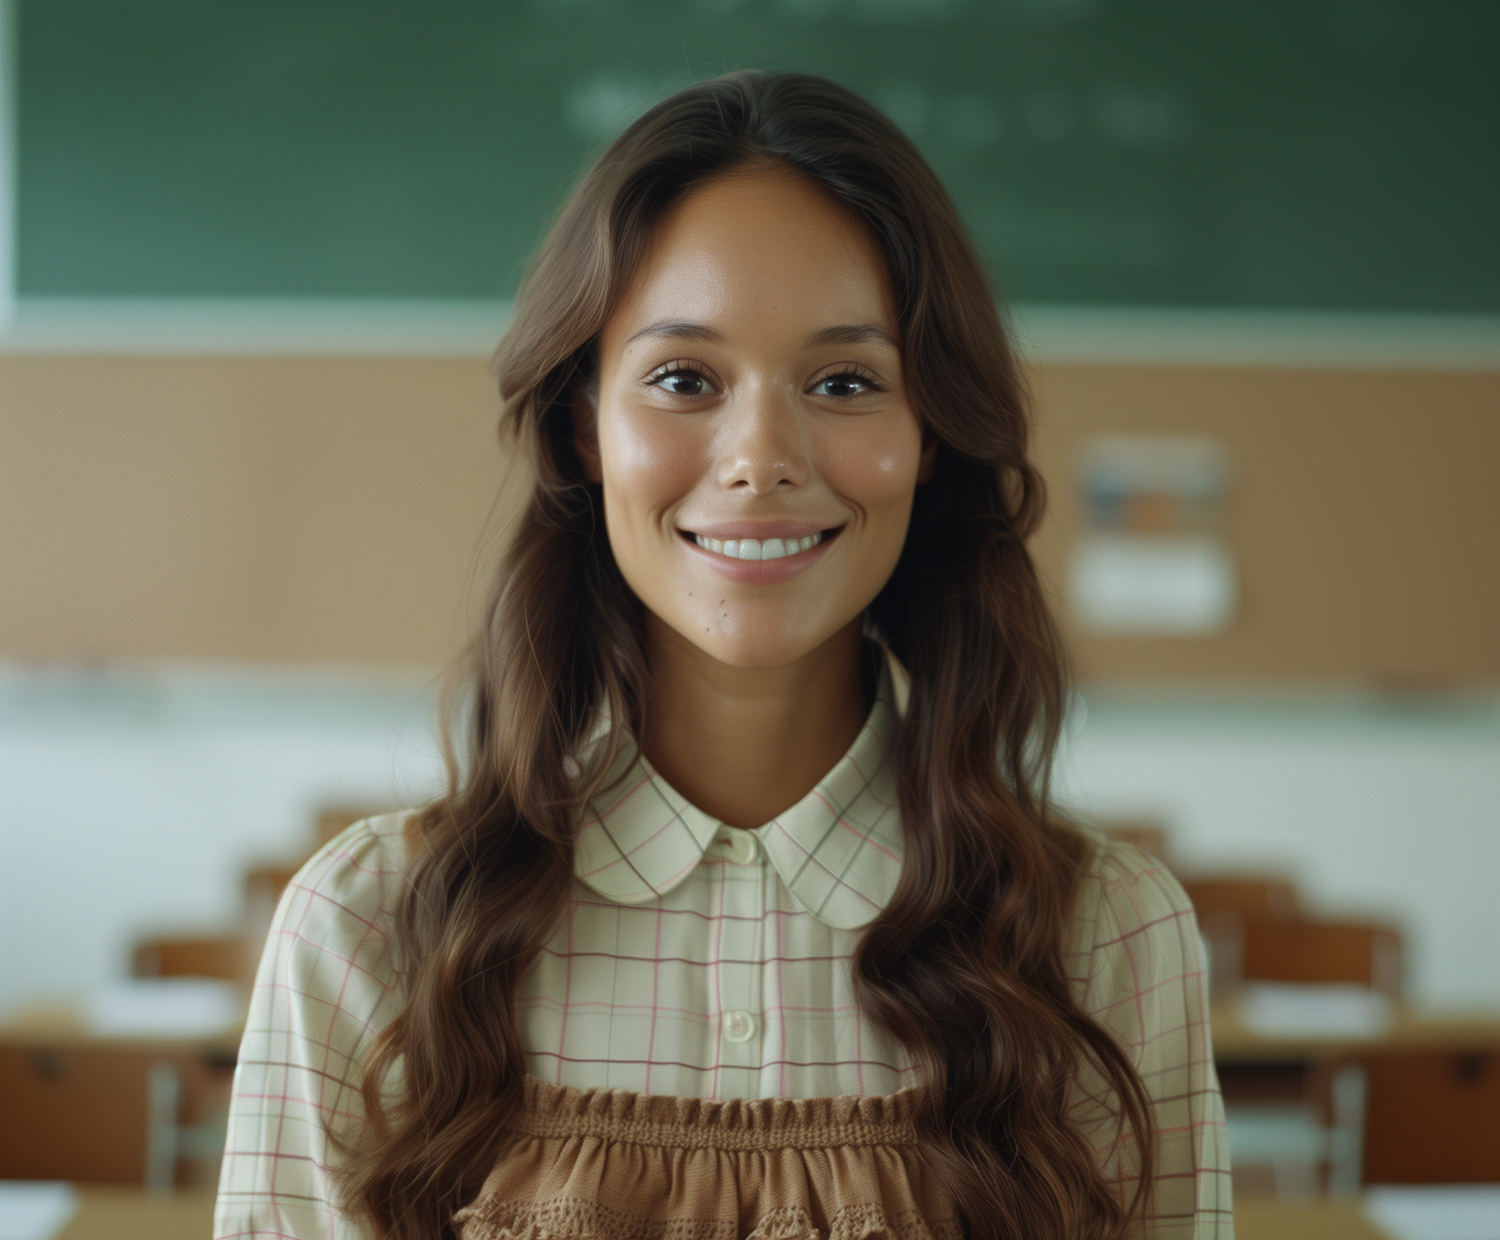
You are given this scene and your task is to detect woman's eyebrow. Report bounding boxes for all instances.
[805,324,900,349]
[624,320,724,346]
[623,321,899,350]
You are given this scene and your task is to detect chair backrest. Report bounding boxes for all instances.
[1181,876,1301,921]
[1313,1049,1500,1184]
[243,862,302,913]
[1240,918,1403,995]
[131,935,255,984]
[1100,820,1171,867]
[316,805,392,848]
[1182,878,1303,997]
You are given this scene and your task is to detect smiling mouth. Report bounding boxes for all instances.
[682,528,841,561]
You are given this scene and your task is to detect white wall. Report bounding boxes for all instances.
[0,663,444,1017]
[2,663,1497,1017]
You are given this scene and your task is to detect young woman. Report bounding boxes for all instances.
[216,73,1229,1240]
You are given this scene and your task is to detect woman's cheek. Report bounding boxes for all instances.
[604,409,707,532]
[820,420,924,514]
[608,407,683,479]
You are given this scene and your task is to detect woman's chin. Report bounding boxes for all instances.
[659,611,844,673]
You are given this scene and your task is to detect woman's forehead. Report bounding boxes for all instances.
[603,167,899,355]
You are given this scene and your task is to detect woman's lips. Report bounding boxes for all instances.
[679,525,842,584]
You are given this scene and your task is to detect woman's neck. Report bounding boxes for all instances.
[641,614,869,830]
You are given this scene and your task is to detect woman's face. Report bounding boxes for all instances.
[582,164,932,670]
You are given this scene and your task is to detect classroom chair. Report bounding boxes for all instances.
[1181,876,1305,1000]
[1223,1061,1366,1198]
[1239,917,1403,997]
[1214,913,1406,1198]
[1181,876,1302,923]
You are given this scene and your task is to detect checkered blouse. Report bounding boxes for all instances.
[215,658,1231,1238]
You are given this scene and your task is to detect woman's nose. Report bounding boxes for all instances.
[716,388,811,493]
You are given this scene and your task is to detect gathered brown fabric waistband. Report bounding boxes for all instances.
[508,1073,925,1152]
[455,1076,958,1240]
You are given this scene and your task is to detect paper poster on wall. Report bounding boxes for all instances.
[1068,435,1235,635]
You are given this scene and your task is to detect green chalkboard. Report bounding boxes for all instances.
[16,0,1500,311]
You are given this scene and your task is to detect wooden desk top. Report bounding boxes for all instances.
[0,1003,242,1058]
[52,1187,216,1240]
[1235,1196,1394,1240]
[1211,1002,1500,1063]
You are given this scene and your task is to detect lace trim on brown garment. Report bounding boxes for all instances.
[454,1197,962,1240]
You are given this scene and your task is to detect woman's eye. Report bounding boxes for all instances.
[810,371,882,398]
[648,368,714,397]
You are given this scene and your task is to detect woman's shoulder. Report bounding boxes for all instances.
[257,811,417,999]
[1058,825,1228,1232]
[220,813,418,1239]
[1063,821,1200,989]
[285,810,415,920]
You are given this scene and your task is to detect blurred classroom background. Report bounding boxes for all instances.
[1,1,1497,1237]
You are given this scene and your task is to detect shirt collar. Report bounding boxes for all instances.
[573,648,908,930]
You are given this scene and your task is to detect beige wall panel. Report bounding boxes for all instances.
[2,354,522,667]
[1027,365,1500,685]
[4,354,1496,680]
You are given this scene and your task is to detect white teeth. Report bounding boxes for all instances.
[692,531,825,560]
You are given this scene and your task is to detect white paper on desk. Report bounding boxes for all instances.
[0,1181,78,1240]
[1365,1185,1500,1240]
[83,976,244,1037]
[1238,981,1393,1038]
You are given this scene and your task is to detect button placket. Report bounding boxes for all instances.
[711,828,764,1094]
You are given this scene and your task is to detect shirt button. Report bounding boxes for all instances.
[722,1010,757,1043]
[714,829,760,866]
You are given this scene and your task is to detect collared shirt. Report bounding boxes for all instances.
[215,656,1231,1239]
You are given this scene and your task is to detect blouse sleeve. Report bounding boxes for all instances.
[214,815,410,1240]
[1066,833,1234,1239]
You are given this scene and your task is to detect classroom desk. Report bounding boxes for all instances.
[1211,1001,1500,1064]
[0,1001,242,1056]
[1211,1001,1500,1191]
[0,1005,240,1187]
[31,1188,1391,1240]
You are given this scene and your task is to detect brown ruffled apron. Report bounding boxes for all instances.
[452,1075,960,1240]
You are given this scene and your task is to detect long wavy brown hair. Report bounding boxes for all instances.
[336,71,1153,1240]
